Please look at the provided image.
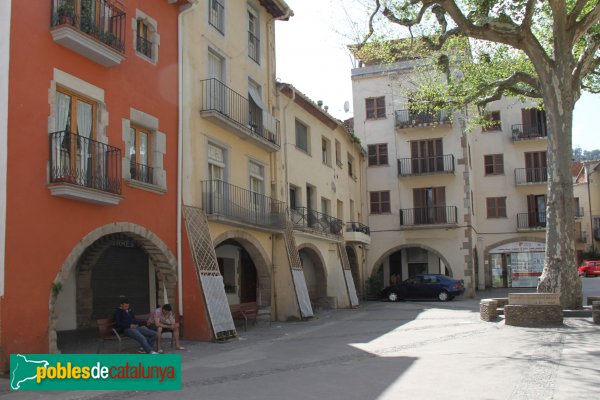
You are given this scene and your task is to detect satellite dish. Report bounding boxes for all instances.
[343,101,350,113]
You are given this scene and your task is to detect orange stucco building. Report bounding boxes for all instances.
[0,0,210,370]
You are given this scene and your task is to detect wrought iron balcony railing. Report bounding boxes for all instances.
[248,31,260,63]
[394,109,449,129]
[130,161,153,185]
[398,154,455,176]
[514,167,548,185]
[201,180,286,229]
[291,207,344,236]
[49,130,121,194]
[577,231,587,243]
[209,0,225,34]
[511,123,548,140]
[50,0,126,53]
[199,79,280,148]
[345,222,370,235]
[400,206,457,226]
[575,207,584,218]
[136,35,152,58]
[517,212,547,229]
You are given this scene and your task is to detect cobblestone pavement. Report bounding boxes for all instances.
[2,285,600,400]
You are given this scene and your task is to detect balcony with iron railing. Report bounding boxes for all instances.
[517,212,547,230]
[398,155,455,177]
[209,0,225,34]
[399,206,458,227]
[575,207,584,218]
[514,167,548,185]
[577,231,587,243]
[50,0,126,67]
[201,180,286,231]
[344,222,371,244]
[130,161,153,185]
[136,35,152,59]
[394,109,450,130]
[291,207,344,238]
[248,31,260,63]
[511,123,548,141]
[199,79,280,151]
[49,130,122,205]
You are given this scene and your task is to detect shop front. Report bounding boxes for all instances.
[490,241,545,288]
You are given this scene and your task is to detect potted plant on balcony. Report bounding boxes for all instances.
[101,32,120,49]
[57,1,75,26]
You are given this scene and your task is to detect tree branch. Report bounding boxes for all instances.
[464,71,542,106]
[522,0,536,32]
[574,34,600,84]
[569,2,600,43]
[360,0,381,47]
[569,0,591,23]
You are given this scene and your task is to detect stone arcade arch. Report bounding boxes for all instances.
[48,223,178,353]
[297,242,327,307]
[212,230,272,307]
[483,237,545,289]
[369,244,454,284]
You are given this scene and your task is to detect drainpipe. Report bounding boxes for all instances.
[587,164,595,253]
[177,1,197,321]
[0,0,11,298]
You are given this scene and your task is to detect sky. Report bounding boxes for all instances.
[275,0,600,151]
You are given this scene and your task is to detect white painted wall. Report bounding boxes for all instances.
[0,0,11,297]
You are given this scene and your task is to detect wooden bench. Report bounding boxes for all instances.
[230,302,271,331]
[97,313,172,353]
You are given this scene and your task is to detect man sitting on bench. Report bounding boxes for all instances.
[114,298,158,354]
[147,304,185,352]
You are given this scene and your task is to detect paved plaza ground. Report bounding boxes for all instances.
[2,279,600,399]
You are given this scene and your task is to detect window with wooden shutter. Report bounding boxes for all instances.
[370,191,390,214]
[368,143,388,166]
[484,154,504,175]
[486,197,507,218]
[365,96,386,119]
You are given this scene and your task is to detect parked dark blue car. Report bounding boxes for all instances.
[381,274,465,302]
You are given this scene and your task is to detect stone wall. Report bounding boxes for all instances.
[504,305,563,327]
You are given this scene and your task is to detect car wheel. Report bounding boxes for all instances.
[388,292,399,302]
[438,290,449,302]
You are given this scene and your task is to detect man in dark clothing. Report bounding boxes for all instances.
[114,298,158,354]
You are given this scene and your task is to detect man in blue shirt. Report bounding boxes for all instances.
[114,298,158,354]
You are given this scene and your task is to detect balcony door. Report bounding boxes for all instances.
[208,143,226,214]
[413,187,446,224]
[524,151,547,183]
[249,161,265,222]
[521,108,548,137]
[54,88,96,186]
[410,138,443,174]
[527,194,546,227]
[208,49,226,113]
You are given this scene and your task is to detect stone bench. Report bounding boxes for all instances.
[587,296,600,306]
[480,299,499,321]
[504,293,563,327]
[593,301,600,324]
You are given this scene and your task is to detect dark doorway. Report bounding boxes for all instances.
[91,245,150,319]
[240,248,257,303]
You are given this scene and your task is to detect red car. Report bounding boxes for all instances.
[578,260,600,277]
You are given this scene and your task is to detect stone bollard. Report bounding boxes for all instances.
[480,299,498,321]
[593,301,600,324]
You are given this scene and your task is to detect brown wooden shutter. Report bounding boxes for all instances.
[413,188,425,224]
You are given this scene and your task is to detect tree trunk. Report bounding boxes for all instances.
[537,78,583,310]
